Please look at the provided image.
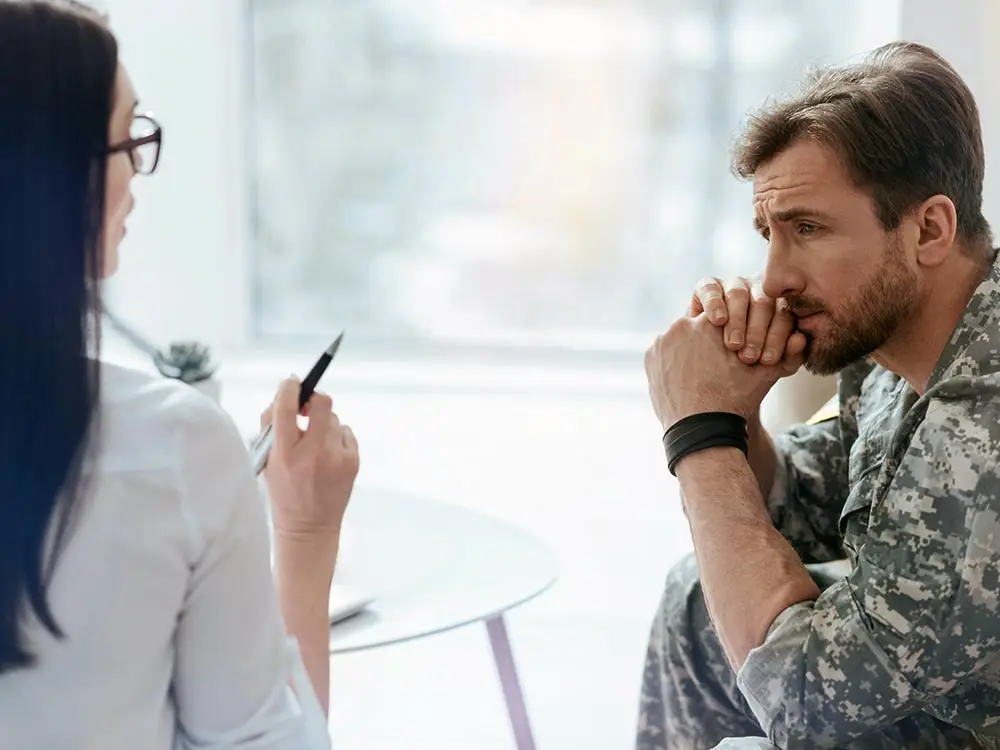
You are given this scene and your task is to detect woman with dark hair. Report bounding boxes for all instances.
[0,2,358,747]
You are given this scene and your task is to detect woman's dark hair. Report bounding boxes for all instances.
[0,0,118,672]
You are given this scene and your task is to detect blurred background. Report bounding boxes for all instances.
[98,0,998,747]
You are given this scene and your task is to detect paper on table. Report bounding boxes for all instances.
[329,582,375,625]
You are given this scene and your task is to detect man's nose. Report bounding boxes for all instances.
[760,238,805,300]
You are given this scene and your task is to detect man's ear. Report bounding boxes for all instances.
[911,195,958,267]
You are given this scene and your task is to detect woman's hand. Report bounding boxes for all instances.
[260,376,359,542]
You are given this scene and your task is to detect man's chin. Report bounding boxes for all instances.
[797,334,836,376]
[802,357,842,377]
[801,339,874,376]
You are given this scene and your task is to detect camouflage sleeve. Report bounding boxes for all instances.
[764,363,869,563]
[736,395,1000,750]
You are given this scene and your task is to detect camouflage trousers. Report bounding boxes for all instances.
[635,553,990,750]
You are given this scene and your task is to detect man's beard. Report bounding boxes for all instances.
[786,240,918,376]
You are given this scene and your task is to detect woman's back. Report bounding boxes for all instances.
[0,3,357,746]
[0,362,318,748]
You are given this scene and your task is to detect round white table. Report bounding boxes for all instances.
[330,487,558,750]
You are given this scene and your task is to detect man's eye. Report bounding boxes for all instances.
[758,228,771,241]
[798,223,818,235]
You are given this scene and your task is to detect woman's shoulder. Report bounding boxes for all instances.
[99,359,233,430]
[96,360,248,476]
[94,361,258,542]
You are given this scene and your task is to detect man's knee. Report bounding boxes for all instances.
[644,551,724,682]
[711,738,778,749]
[649,551,745,695]
[639,553,765,748]
[655,552,708,641]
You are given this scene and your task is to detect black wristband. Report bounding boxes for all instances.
[663,412,748,476]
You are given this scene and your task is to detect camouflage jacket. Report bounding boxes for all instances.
[737,258,1000,749]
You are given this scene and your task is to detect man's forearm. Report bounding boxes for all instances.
[747,413,780,499]
[676,446,819,670]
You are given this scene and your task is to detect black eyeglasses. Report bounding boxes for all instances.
[107,113,162,175]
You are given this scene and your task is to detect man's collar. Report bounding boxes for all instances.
[927,249,1000,389]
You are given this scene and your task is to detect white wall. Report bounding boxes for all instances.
[901,0,1000,232]
[101,0,250,353]
[100,0,997,373]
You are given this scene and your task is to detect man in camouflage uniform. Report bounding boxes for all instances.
[639,42,1000,749]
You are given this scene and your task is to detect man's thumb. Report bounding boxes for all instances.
[780,333,808,376]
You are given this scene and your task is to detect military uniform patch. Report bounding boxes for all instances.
[806,395,839,425]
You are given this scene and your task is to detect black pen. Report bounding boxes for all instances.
[250,332,345,474]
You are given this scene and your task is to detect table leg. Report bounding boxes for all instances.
[485,614,537,750]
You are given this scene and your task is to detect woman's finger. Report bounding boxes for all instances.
[272,377,303,447]
[301,392,333,450]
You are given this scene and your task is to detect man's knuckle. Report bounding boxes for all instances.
[724,275,751,291]
[764,328,786,345]
[667,317,689,335]
[726,286,750,302]
[695,275,721,290]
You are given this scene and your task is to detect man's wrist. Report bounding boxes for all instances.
[746,411,768,442]
[674,444,748,482]
[663,411,750,476]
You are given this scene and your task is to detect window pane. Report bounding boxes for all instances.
[248,0,898,353]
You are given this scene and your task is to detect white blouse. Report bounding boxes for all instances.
[0,362,331,749]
